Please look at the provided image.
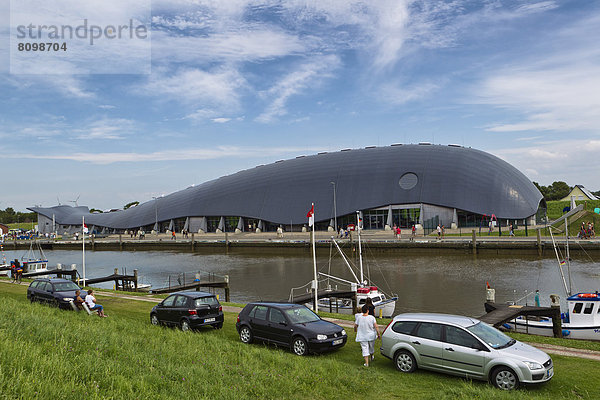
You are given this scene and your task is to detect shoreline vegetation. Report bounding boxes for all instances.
[1,282,598,399]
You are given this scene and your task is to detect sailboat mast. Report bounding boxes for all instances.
[549,227,570,297]
[357,211,364,285]
[565,217,572,295]
[82,216,86,287]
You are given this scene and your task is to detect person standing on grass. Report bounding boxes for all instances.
[85,289,107,317]
[354,304,381,367]
[365,297,375,317]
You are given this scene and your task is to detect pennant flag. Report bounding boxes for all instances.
[306,204,314,227]
[83,223,89,234]
[486,281,491,289]
[559,260,566,266]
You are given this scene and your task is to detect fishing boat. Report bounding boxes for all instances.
[503,209,600,340]
[294,210,397,317]
[21,239,49,274]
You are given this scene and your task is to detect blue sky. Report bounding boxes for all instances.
[1,0,599,211]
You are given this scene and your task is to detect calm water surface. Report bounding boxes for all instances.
[4,247,599,317]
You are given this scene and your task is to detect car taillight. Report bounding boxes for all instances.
[188,309,197,315]
[219,305,222,312]
[381,320,393,336]
[237,314,240,323]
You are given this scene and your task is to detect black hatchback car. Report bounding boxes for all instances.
[150,291,224,331]
[236,302,347,356]
[27,278,85,309]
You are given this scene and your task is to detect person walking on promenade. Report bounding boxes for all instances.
[436,224,441,240]
[411,224,416,241]
[354,305,381,367]
[171,231,176,240]
[509,224,515,237]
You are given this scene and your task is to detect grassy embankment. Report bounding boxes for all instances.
[1,283,599,399]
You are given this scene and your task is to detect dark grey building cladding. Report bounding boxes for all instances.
[30,144,543,230]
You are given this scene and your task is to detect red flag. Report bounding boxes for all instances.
[306,204,314,227]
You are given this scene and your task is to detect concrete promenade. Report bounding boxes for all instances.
[4,227,600,256]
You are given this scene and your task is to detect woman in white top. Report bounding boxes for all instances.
[85,289,107,317]
[354,304,381,367]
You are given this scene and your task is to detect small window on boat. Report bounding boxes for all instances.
[372,296,381,302]
[358,299,365,305]
[583,303,594,314]
[572,302,583,313]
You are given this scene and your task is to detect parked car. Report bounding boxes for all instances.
[150,291,224,331]
[27,278,85,309]
[236,302,347,356]
[380,313,553,390]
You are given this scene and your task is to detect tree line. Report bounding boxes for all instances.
[0,208,37,224]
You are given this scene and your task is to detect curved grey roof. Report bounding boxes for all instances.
[30,144,542,229]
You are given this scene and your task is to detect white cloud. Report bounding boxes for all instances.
[255,55,340,123]
[13,145,323,164]
[98,105,116,109]
[75,118,135,140]
[211,117,231,123]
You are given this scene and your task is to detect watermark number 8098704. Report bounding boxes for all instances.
[18,42,67,52]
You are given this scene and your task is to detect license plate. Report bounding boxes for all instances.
[332,339,343,346]
[547,367,553,378]
[204,318,216,323]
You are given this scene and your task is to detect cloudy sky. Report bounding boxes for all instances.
[1,0,599,211]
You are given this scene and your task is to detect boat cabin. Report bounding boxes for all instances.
[565,292,600,325]
[357,286,387,305]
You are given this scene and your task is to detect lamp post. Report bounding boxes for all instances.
[330,181,337,233]
[152,196,158,236]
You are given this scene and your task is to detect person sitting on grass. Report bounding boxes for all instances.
[85,289,107,317]
[74,290,85,310]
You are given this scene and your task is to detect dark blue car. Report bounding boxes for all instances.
[150,291,224,331]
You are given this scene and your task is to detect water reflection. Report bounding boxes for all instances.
[3,248,598,317]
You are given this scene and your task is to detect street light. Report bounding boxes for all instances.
[330,181,337,233]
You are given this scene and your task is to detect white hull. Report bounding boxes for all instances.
[506,317,600,341]
[313,297,397,318]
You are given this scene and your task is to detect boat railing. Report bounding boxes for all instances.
[512,289,535,306]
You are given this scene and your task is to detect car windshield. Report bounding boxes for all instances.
[194,297,218,308]
[53,282,80,292]
[466,322,514,349]
[284,307,320,324]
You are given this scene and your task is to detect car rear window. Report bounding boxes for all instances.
[250,305,268,320]
[414,322,442,341]
[53,282,80,292]
[194,296,218,308]
[29,281,40,289]
[392,321,418,335]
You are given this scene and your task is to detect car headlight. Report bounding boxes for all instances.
[62,297,73,301]
[523,361,543,370]
[341,329,347,336]
[316,334,327,341]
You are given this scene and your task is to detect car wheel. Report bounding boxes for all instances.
[180,319,191,332]
[239,326,253,343]
[150,314,160,326]
[492,367,519,390]
[213,323,223,329]
[394,350,417,373]
[29,295,36,303]
[51,299,60,308]
[292,337,308,356]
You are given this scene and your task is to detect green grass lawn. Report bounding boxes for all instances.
[1,282,598,399]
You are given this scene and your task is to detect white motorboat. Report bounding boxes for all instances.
[506,292,600,340]
[21,240,49,274]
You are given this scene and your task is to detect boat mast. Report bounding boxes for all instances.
[549,227,570,297]
[357,211,364,285]
[565,217,572,295]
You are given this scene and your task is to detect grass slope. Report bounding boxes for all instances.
[0,283,598,399]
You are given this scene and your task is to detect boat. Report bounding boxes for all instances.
[294,209,397,317]
[501,210,600,340]
[20,239,49,274]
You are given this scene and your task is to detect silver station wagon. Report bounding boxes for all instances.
[380,313,553,390]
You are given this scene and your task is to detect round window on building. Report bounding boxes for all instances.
[399,172,418,190]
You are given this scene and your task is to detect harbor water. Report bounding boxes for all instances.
[3,248,599,317]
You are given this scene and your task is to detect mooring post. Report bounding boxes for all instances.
[191,233,195,251]
[225,231,229,247]
[114,268,119,290]
[224,276,230,302]
[471,229,477,255]
[91,234,95,250]
[351,292,357,315]
[133,269,138,291]
[536,228,542,256]
[551,306,562,338]
[119,234,123,251]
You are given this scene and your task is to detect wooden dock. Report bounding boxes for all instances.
[480,302,562,338]
[150,271,230,301]
[22,268,78,281]
[289,290,357,314]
